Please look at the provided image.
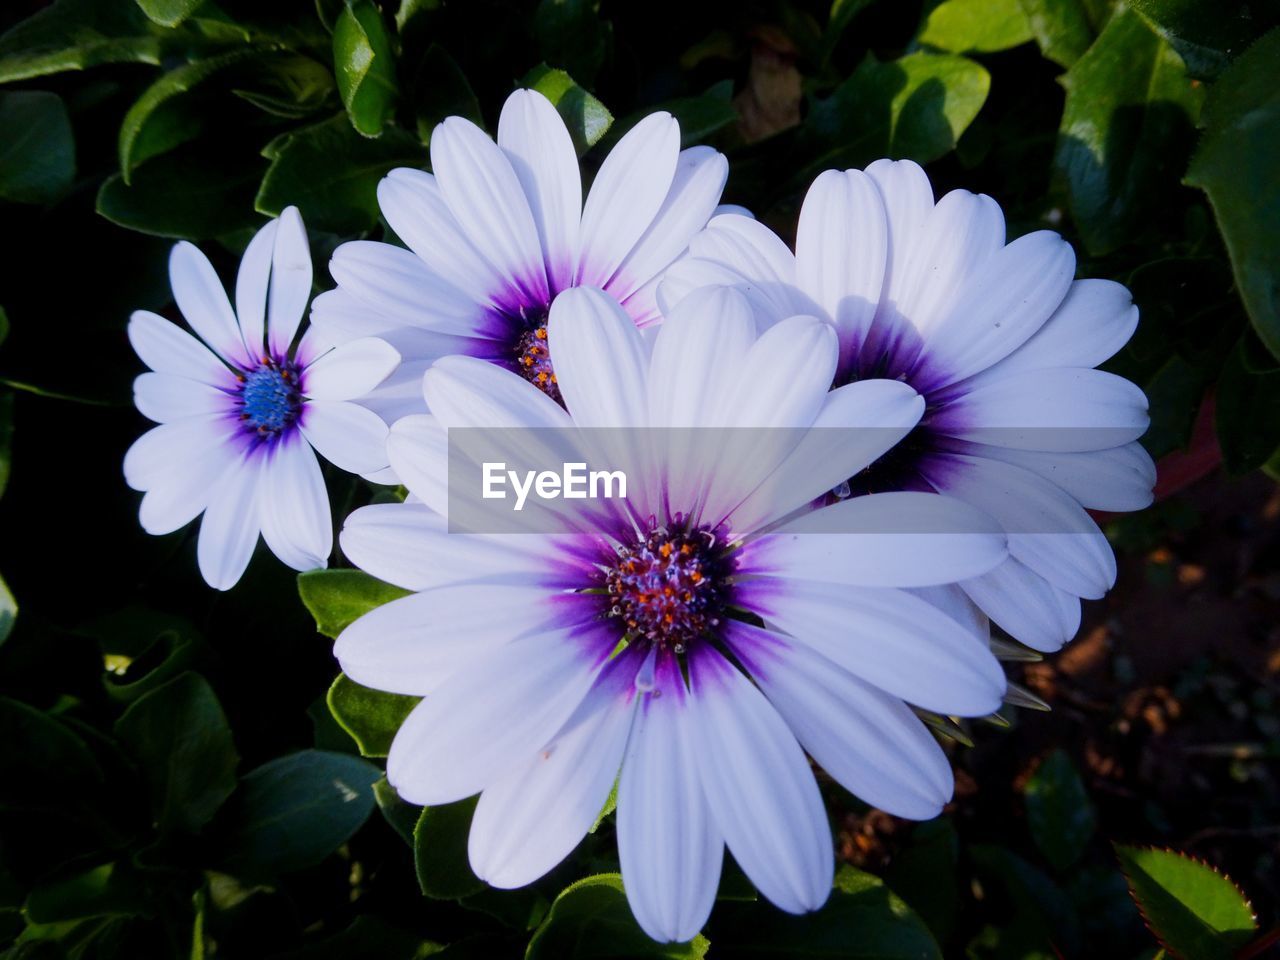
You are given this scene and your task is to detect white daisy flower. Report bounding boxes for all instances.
[659,160,1155,652]
[333,285,1010,942]
[124,207,401,591]
[309,87,729,435]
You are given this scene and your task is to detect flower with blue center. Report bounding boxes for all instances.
[660,160,1155,653]
[333,285,1012,942]
[308,87,729,442]
[124,208,401,590]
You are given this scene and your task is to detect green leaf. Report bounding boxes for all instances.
[413,798,484,900]
[326,674,419,758]
[796,51,990,180]
[1023,749,1096,871]
[521,64,614,156]
[1115,846,1257,960]
[1017,0,1095,67]
[256,114,427,235]
[1185,30,1280,361]
[662,81,738,146]
[823,0,877,64]
[118,49,262,182]
[333,0,397,137]
[1129,0,1277,78]
[298,568,412,639]
[231,53,336,119]
[217,750,381,879]
[0,92,75,204]
[25,863,148,924]
[534,0,611,87]
[1054,6,1203,255]
[97,142,267,240]
[373,777,418,845]
[113,672,239,834]
[918,0,1034,54]
[527,874,710,959]
[135,0,204,28]
[409,44,483,142]
[885,819,960,941]
[712,866,940,958]
[0,0,165,83]
[0,571,14,648]
[0,696,103,808]
[1141,354,1206,459]
[1215,336,1280,474]
[969,845,1083,957]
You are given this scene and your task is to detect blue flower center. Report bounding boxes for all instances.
[238,360,302,436]
[604,520,736,653]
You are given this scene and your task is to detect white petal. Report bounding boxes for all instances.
[618,653,722,943]
[608,146,728,302]
[386,627,607,805]
[258,431,331,572]
[932,368,1150,452]
[745,577,1006,715]
[864,158,935,307]
[303,336,400,401]
[430,116,548,304]
[132,429,241,535]
[915,230,1075,389]
[688,650,833,915]
[657,257,795,326]
[169,241,249,365]
[961,558,1082,653]
[795,169,888,366]
[471,654,638,888]
[196,453,262,590]
[128,310,234,386]
[497,88,581,294]
[234,218,277,356]
[979,278,1139,379]
[425,354,574,430]
[909,582,990,642]
[726,621,952,819]
[386,413,450,514]
[133,372,230,423]
[299,400,390,474]
[548,287,649,427]
[266,206,312,356]
[922,452,1116,599]
[577,112,680,289]
[761,491,1007,586]
[690,213,799,295]
[960,441,1156,513]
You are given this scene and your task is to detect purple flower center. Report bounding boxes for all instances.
[237,359,302,437]
[513,319,560,403]
[604,520,736,653]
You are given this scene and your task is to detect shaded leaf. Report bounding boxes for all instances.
[373,777,418,845]
[217,750,380,879]
[409,43,483,142]
[231,53,335,119]
[527,874,709,959]
[1024,749,1097,871]
[135,0,204,29]
[969,845,1083,957]
[270,915,444,960]
[1141,354,1206,459]
[1054,6,1203,255]
[823,0,877,64]
[0,696,103,808]
[333,0,396,137]
[298,568,412,639]
[0,387,11,500]
[1130,0,1278,78]
[25,862,149,924]
[256,114,427,235]
[918,0,1034,54]
[1017,0,1095,66]
[1115,846,1256,960]
[521,64,613,156]
[414,798,484,900]
[534,0,611,87]
[0,0,164,83]
[1185,29,1280,361]
[1215,336,1280,474]
[885,819,960,941]
[663,81,738,146]
[0,572,14,648]
[326,673,419,758]
[114,672,239,834]
[0,91,75,204]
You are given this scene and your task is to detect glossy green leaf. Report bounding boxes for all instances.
[326,674,419,758]
[534,0,611,87]
[333,0,397,137]
[1055,6,1203,255]
[25,862,148,924]
[298,568,413,639]
[1185,30,1280,361]
[118,49,262,182]
[373,777,419,845]
[0,92,74,204]
[217,750,381,879]
[409,43,483,142]
[256,115,427,235]
[135,0,204,28]
[521,64,613,156]
[231,53,335,119]
[1115,846,1256,960]
[0,571,14,648]
[413,798,484,900]
[713,866,940,958]
[97,142,267,240]
[0,0,165,83]
[114,672,239,834]
[1017,0,1094,66]
[919,0,1034,54]
[1130,0,1277,78]
[1215,336,1280,474]
[796,51,989,182]
[527,874,709,959]
[1024,749,1096,871]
